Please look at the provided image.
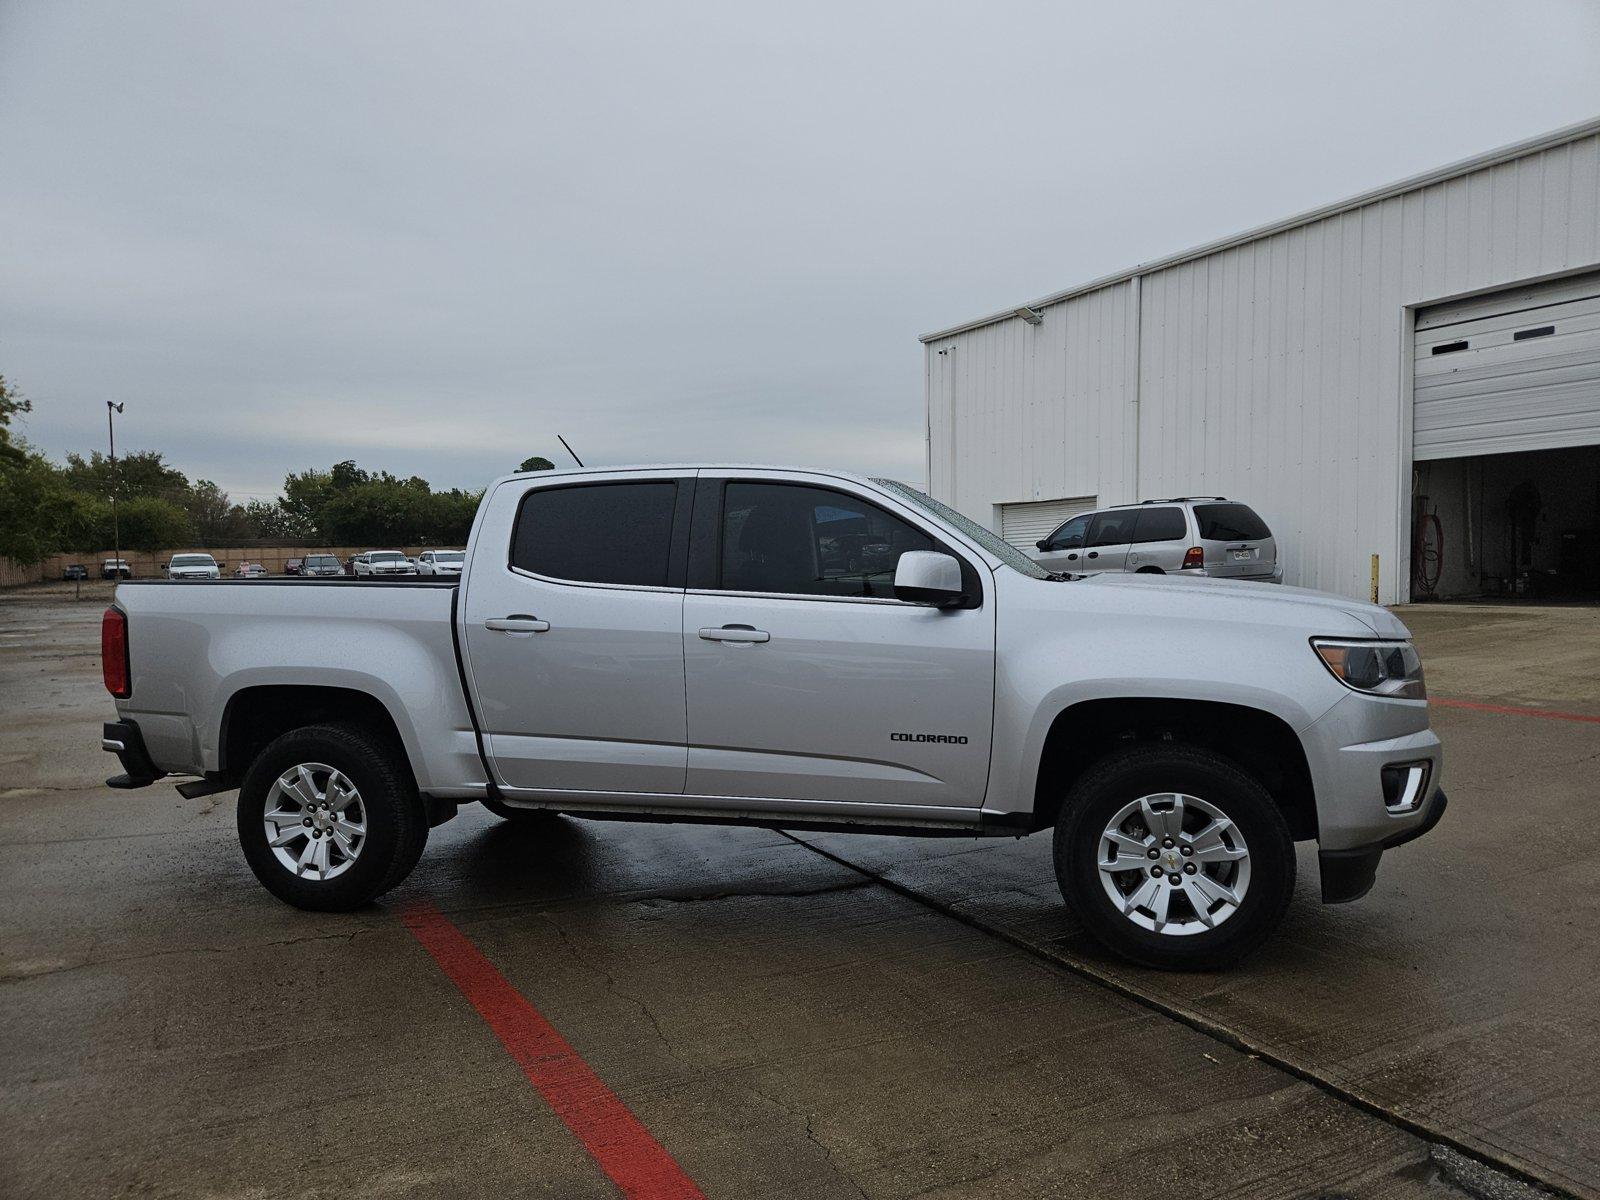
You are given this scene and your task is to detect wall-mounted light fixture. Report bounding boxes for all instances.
[1014,306,1043,325]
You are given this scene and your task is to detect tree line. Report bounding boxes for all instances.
[0,374,552,563]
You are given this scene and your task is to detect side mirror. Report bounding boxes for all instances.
[894,551,965,607]
[1035,539,1050,551]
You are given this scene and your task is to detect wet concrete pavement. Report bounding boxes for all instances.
[1,591,1593,1198]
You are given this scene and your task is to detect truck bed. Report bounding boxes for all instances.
[112,578,487,796]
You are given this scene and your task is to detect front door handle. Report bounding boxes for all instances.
[698,624,770,644]
[486,615,550,633]
[1087,551,1099,559]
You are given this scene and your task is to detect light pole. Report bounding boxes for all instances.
[107,401,125,578]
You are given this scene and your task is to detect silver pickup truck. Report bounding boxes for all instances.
[100,465,1445,969]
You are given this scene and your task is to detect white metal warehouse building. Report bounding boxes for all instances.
[921,118,1600,604]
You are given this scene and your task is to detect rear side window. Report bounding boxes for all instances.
[512,482,678,587]
[1131,506,1187,544]
[1194,503,1271,542]
[1086,510,1139,547]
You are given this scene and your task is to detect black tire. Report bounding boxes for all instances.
[1053,744,1294,970]
[237,722,427,911]
[481,795,563,824]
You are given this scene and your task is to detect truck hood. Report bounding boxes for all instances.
[1068,571,1409,637]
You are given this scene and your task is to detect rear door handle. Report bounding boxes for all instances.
[698,624,770,644]
[486,615,550,633]
[1087,551,1099,559]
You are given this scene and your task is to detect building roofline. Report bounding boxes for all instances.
[919,114,1600,344]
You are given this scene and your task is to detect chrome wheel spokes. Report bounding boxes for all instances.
[1096,792,1252,936]
[263,762,366,882]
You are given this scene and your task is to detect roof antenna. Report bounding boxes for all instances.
[557,434,585,468]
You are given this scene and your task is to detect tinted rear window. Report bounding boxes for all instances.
[1131,507,1187,544]
[512,482,678,587]
[1194,504,1270,541]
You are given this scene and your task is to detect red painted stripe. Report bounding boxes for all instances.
[1432,697,1600,725]
[403,901,705,1200]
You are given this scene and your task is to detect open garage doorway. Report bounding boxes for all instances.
[1411,271,1600,602]
[1412,447,1600,600]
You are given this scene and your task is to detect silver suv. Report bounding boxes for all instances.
[1032,497,1281,583]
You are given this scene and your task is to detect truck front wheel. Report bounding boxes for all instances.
[1053,744,1295,970]
[237,723,428,911]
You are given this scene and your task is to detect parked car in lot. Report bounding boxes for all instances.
[416,549,464,576]
[284,558,303,576]
[101,558,132,579]
[352,550,417,577]
[99,465,1443,970]
[1031,498,1281,583]
[163,553,222,580]
[233,561,268,579]
[62,564,89,581]
[299,554,345,578]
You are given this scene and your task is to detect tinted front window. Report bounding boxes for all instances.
[512,482,678,587]
[1086,510,1139,547]
[1194,503,1271,541]
[1131,507,1187,544]
[720,483,934,599]
[1046,514,1090,549]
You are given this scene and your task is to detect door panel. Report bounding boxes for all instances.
[683,593,994,806]
[1080,509,1137,574]
[460,474,689,794]
[681,475,995,809]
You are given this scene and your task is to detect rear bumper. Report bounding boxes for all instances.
[102,720,165,789]
[1319,788,1448,903]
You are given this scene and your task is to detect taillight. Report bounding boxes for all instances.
[1181,546,1205,570]
[102,607,130,698]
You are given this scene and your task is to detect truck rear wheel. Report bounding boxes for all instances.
[237,723,427,911]
[1053,744,1294,970]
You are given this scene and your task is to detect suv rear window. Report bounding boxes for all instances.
[512,481,678,587]
[1194,503,1271,542]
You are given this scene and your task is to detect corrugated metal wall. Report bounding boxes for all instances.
[925,128,1600,603]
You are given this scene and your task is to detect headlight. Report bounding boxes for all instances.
[1312,638,1426,700]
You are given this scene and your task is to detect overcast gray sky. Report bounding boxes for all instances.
[3,1,1598,500]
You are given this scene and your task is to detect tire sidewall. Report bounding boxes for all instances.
[237,726,414,911]
[1056,747,1294,969]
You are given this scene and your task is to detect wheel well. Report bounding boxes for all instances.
[1031,698,1317,840]
[1135,566,1164,574]
[219,685,408,781]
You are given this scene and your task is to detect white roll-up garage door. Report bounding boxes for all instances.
[1414,271,1600,460]
[997,496,1097,549]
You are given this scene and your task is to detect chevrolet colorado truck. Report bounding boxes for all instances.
[99,465,1445,969]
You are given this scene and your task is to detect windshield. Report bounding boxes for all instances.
[171,555,213,566]
[307,556,337,566]
[434,552,464,563]
[872,479,1051,579]
[369,552,405,562]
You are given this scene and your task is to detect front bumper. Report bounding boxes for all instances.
[1320,788,1448,903]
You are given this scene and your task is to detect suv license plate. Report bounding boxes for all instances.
[1230,548,1255,561]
